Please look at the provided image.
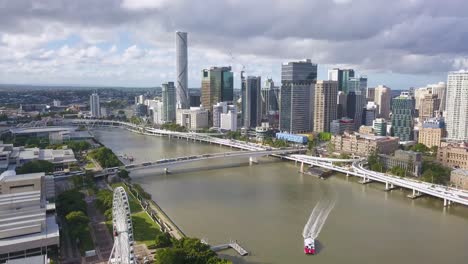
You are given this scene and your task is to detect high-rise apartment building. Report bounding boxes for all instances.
[201,67,234,109]
[241,74,262,129]
[314,80,338,132]
[391,92,415,142]
[366,87,375,101]
[415,82,446,113]
[374,85,391,119]
[162,82,176,123]
[280,59,317,133]
[90,92,100,118]
[176,31,189,109]
[419,94,440,121]
[445,71,468,141]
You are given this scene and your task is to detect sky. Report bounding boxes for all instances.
[0,0,467,89]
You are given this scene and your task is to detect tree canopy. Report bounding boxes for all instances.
[88,147,122,168]
[155,238,231,264]
[421,161,451,184]
[16,160,54,174]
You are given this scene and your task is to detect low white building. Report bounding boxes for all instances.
[0,143,77,172]
[220,106,238,131]
[176,107,209,131]
[0,170,58,262]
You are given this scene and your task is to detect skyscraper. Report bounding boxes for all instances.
[328,68,355,94]
[176,31,189,109]
[90,92,100,118]
[241,74,262,129]
[346,76,367,128]
[391,92,415,142]
[162,82,176,123]
[373,118,387,136]
[201,66,234,109]
[261,78,280,119]
[336,91,347,119]
[374,85,391,119]
[363,102,378,126]
[280,59,317,133]
[446,71,468,141]
[314,80,338,132]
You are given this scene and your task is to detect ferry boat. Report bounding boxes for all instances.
[304,237,315,255]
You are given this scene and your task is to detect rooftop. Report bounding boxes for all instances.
[0,171,44,182]
[9,126,76,135]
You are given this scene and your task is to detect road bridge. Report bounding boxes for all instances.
[61,119,468,207]
[120,148,305,172]
[289,154,468,207]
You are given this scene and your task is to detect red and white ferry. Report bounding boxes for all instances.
[304,237,315,255]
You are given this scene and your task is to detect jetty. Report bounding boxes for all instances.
[202,240,248,256]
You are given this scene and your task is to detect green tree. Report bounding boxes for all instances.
[66,211,89,228]
[155,248,187,264]
[16,160,54,174]
[118,169,130,180]
[88,147,122,168]
[155,233,173,249]
[421,161,451,184]
[371,162,384,172]
[95,189,113,213]
[307,136,317,150]
[390,166,406,177]
[319,132,332,141]
[56,190,87,216]
[410,143,429,153]
[226,131,241,139]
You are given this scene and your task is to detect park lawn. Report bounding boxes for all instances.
[131,211,161,248]
[111,183,142,213]
[109,182,161,248]
[85,162,95,169]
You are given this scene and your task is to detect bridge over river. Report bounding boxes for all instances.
[59,119,468,208]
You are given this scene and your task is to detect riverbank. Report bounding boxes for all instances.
[93,128,468,264]
[113,181,186,240]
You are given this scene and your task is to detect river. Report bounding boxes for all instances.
[94,128,468,264]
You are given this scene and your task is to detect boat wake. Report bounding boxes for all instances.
[302,189,336,239]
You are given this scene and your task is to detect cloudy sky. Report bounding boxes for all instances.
[0,0,467,89]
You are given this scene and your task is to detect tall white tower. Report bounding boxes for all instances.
[90,92,100,118]
[446,71,468,141]
[176,31,189,109]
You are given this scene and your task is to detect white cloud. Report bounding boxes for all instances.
[120,0,170,10]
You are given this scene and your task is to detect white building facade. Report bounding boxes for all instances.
[176,107,209,131]
[89,92,100,118]
[446,71,468,141]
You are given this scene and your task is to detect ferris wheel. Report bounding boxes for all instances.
[109,187,135,264]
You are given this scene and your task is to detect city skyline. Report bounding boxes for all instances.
[0,1,466,89]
